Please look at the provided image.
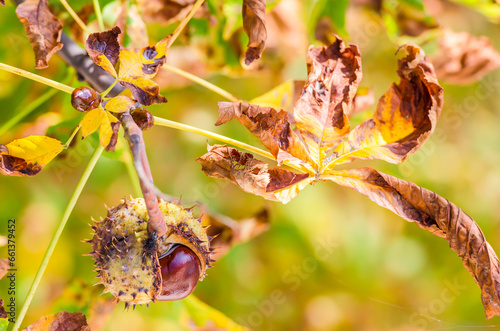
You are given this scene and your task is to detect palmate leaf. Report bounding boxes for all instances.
[85,27,169,106]
[197,36,500,317]
[80,107,120,151]
[0,136,64,176]
[200,37,443,202]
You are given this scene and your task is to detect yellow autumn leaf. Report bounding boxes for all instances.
[99,111,119,148]
[118,49,144,79]
[95,54,117,77]
[105,95,135,113]
[81,107,105,138]
[250,80,302,112]
[0,135,64,176]
[80,108,120,150]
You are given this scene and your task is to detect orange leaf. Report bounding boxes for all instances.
[325,167,500,318]
[331,44,443,166]
[0,136,63,176]
[16,0,63,69]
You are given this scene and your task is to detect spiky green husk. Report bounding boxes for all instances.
[88,198,212,305]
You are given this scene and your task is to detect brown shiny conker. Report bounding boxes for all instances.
[157,245,201,301]
[131,107,154,130]
[71,86,101,112]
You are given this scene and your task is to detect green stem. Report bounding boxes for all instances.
[0,88,58,138]
[59,0,90,34]
[93,0,105,32]
[0,62,74,94]
[167,0,205,48]
[12,144,104,331]
[162,65,240,102]
[100,78,119,98]
[63,124,81,149]
[153,116,305,173]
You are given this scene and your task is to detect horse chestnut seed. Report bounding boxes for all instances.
[131,107,154,130]
[88,198,213,307]
[71,86,101,112]
[157,245,201,301]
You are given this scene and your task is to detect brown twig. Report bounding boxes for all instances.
[120,112,167,236]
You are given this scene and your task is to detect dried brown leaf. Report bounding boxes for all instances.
[332,44,443,165]
[325,167,500,318]
[136,0,201,25]
[294,38,362,165]
[432,29,500,85]
[24,311,90,331]
[16,0,63,69]
[243,0,267,65]
[196,144,310,203]
[202,208,270,260]
[216,102,311,167]
[206,39,442,203]
[85,27,122,77]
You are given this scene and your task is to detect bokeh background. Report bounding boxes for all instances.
[2,0,500,330]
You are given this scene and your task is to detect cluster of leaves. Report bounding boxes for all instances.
[197,36,500,318]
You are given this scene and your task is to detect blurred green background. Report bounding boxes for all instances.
[2,0,500,330]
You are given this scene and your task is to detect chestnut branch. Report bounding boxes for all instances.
[54,29,167,235]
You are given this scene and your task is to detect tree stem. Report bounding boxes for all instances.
[59,0,90,34]
[100,78,119,98]
[167,0,205,48]
[0,62,74,94]
[0,88,59,137]
[162,65,240,102]
[153,116,305,173]
[63,124,81,149]
[12,144,104,331]
[93,0,105,31]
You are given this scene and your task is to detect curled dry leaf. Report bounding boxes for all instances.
[24,311,90,331]
[203,208,270,260]
[196,144,311,203]
[242,0,267,65]
[432,29,500,85]
[199,37,443,203]
[0,136,64,176]
[85,26,122,77]
[325,167,500,318]
[136,0,199,25]
[16,0,63,69]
